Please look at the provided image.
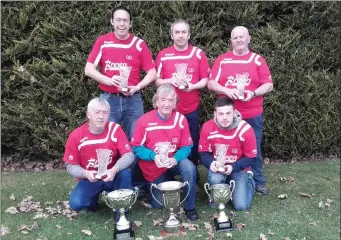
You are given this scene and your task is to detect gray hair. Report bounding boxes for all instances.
[87,97,110,112]
[152,84,178,108]
[170,19,190,35]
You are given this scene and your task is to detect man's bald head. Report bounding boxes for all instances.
[230,26,250,39]
[230,26,251,54]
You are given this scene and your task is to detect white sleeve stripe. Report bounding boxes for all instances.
[140,131,147,145]
[179,115,184,128]
[136,39,143,51]
[110,123,120,142]
[146,112,180,131]
[255,55,262,66]
[78,122,114,150]
[239,124,251,141]
[160,47,197,61]
[157,62,163,78]
[196,48,202,59]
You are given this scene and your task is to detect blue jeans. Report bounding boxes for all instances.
[245,114,267,185]
[208,170,255,211]
[147,159,197,211]
[100,92,144,140]
[184,108,200,167]
[69,169,132,211]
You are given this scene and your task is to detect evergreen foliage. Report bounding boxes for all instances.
[1,1,340,161]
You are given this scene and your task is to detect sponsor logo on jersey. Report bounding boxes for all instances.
[225,72,251,87]
[252,149,257,155]
[126,55,132,60]
[172,137,178,143]
[104,61,127,72]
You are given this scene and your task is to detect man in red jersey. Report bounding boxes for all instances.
[131,84,199,222]
[84,6,156,141]
[63,97,134,212]
[155,19,210,183]
[199,97,257,210]
[207,26,273,195]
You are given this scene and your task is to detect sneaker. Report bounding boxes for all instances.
[185,208,199,222]
[255,184,269,195]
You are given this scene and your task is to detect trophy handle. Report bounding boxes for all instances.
[180,181,190,205]
[130,187,139,208]
[204,183,213,202]
[101,191,112,209]
[150,183,163,206]
[229,180,236,200]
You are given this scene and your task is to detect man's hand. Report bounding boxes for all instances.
[103,166,119,182]
[210,161,218,172]
[240,90,254,102]
[169,77,179,88]
[222,165,233,175]
[181,82,195,92]
[164,157,177,168]
[224,88,239,100]
[154,154,164,168]
[127,85,140,95]
[108,75,123,87]
[83,170,98,182]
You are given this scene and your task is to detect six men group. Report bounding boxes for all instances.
[63,5,273,222]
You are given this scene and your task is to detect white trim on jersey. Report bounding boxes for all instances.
[238,124,251,141]
[255,55,262,66]
[136,39,143,52]
[146,112,180,131]
[207,120,248,140]
[78,122,116,150]
[179,115,185,129]
[94,36,139,66]
[195,48,202,59]
[156,62,163,78]
[110,124,120,142]
[214,53,256,82]
[140,131,147,145]
[160,47,197,61]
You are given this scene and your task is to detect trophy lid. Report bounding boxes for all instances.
[156,181,184,191]
[107,189,134,199]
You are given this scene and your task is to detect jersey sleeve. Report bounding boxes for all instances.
[86,36,103,65]
[178,116,193,148]
[63,132,81,165]
[199,50,210,79]
[130,118,146,147]
[139,41,156,72]
[208,55,223,82]
[114,125,133,155]
[198,122,211,152]
[241,126,257,158]
[257,55,272,84]
[155,52,164,79]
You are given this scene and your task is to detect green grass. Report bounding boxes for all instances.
[1,159,340,240]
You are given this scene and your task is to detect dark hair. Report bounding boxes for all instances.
[214,96,235,109]
[111,6,132,21]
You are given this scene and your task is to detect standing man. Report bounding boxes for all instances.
[155,19,210,183]
[85,5,156,140]
[199,97,256,210]
[63,97,134,212]
[207,26,273,195]
[130,84,199,222]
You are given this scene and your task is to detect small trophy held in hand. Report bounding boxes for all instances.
[95,149,112,179]
[156,142,172,168]
[118,65,131,92]
[236,73,249,99]
[175,63,188,90]
[215,144,228,172]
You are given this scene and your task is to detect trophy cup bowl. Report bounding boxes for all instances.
[204,181,235,232]
[102,187,138,240]
[150,181,190,236]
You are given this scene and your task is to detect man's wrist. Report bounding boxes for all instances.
[136,85,141,91]
[252,90,257,98]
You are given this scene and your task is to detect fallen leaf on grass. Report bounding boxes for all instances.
[56,225,62,229]
[277,194,287,199]
[287,176,295,183]
[226,232,233,238]
[318,201,324,208]
[1,225,11,236]
[236,223,246,231]
[203,222,214,240]
[204,222,212,229]
[141,201,152,209]
[244,211,251,217]
[309,222,318,226]
[267,229,275,236]
[81,229,92,236]
[263,157,270,164]
[5,206,18,214]
[152,218,163,226]
[280,177,287,182]
[182,222,199,230]
[146,211,153,215]
[134,221,142,227]
[326,198,333,204]
[281,238,291,240]
[21,230,29,234]
[260,233,268,240]
[33,213,49,219]
[324,202,331,209]
[147,235,164,240]
[44,201,54,205]
[299,192,312,198]
[136,238,143,240]
[10,194,15,201]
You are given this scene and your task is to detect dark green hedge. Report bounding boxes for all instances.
[1,1,340,161]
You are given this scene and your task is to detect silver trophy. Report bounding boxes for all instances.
[215,144,228,172]
[150,181,190,236]
[118,65,131,92]
[102,187,138,240]
[156,142,172,168]
[95,149,112,179]
[174,63,188,89]
[204,181,236,232]
[236,73,249,99]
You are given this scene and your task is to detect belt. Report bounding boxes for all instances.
[102,91,140,97]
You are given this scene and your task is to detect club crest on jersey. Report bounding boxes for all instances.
[69,155,73,161]
[172,137,178,143]
[188,137,192,143]
[126,55,132,60]
[252,149,257,155]
[188,68,195,73]
[232,148,238,153]
[125,144,130,149]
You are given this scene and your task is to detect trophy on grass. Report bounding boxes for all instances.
[175,63,188,90]
[102,187,138,240]
[235,73,249,99]
[95,149,112,179]
[204,181,236,232]
[118,65,132,92]
[215,144,228,172]
[150,181,190,236]
[156,141,172,168]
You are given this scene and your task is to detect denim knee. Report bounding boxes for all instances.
[231,199,250,211]
[69,195,85,211]
[115,168,132,189]
[208,171,226,185]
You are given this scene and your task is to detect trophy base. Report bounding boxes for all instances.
[114,221,134,240]
[214,217,233,232]
[161,227,185,237]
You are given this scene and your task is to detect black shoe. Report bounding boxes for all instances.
[256,184,269,195]
[185,208,199,222]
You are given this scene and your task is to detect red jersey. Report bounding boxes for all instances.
[198,119,257,171]
[131,110,192,182]
[87,33,155,93]
[209,51,272,119]
[156,45,210,114]
[63,122,132,177]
